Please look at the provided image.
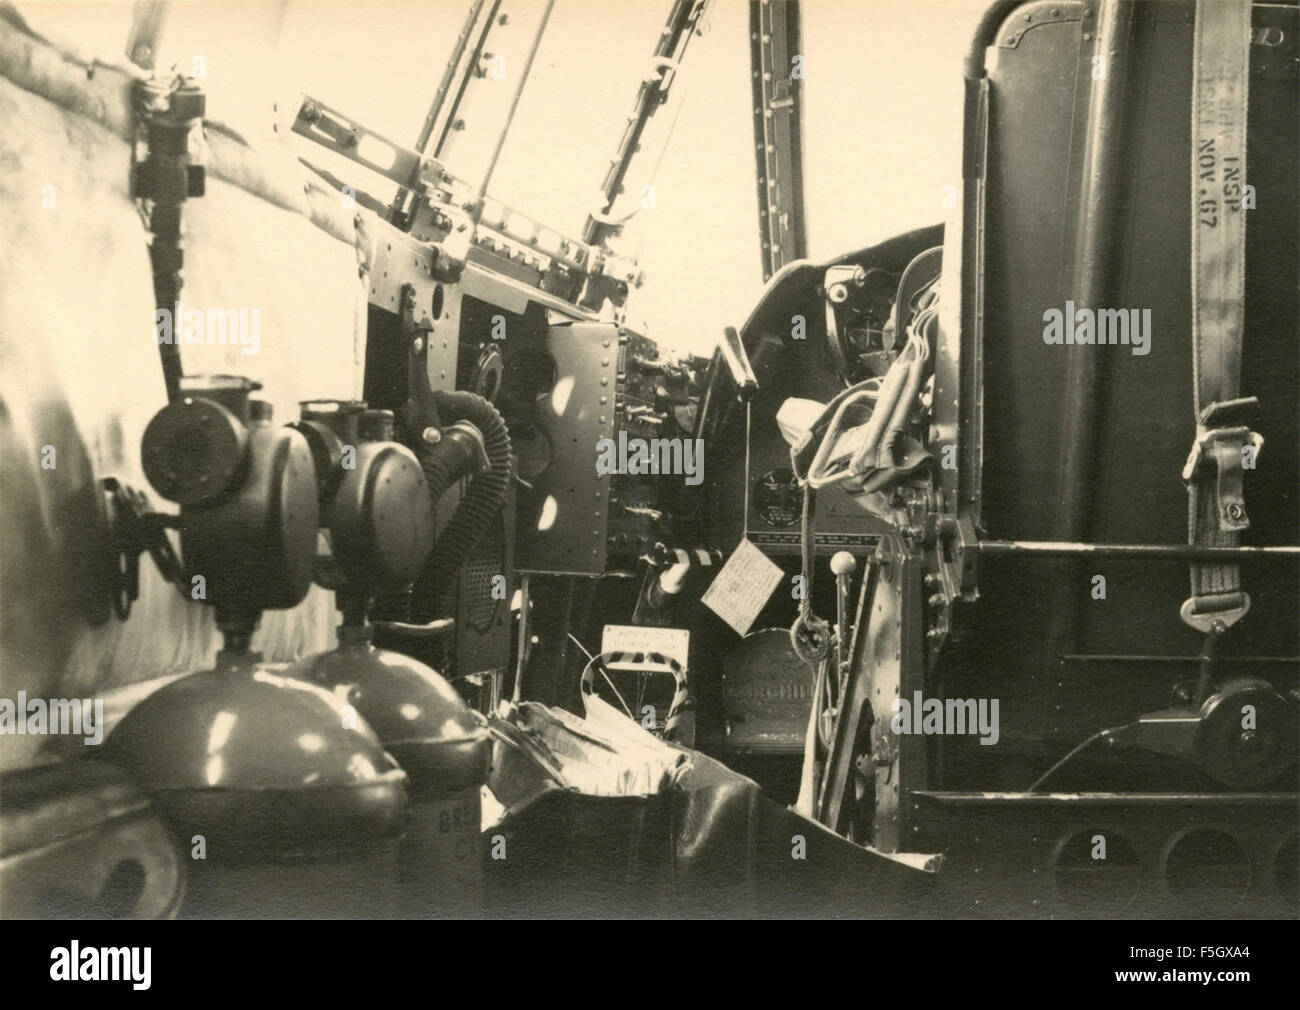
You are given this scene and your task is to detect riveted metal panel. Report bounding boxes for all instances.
[515,322,620,575]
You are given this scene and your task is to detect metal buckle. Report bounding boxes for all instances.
[1181,422,1262,533]
[1179,591,1251,633]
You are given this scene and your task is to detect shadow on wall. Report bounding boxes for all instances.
[0,22,363,772]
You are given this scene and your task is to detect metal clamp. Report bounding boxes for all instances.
[1181,397,1262,533]
[1182,423,1262,532]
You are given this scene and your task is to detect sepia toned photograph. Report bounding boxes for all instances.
[0,0,1296,952]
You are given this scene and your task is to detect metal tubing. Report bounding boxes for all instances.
[433,0,505,161]
[583,0,710,247]
[1052,0,1139,546]
[1041,0,1139,684]
[391,0,492,219]
[471,0,555,225]
[976,539,1300,561]
[962,0,1025,79]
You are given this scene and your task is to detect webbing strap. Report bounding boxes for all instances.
[1182,0,1257,632]
[579,650,693,744]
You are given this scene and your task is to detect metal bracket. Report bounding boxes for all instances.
[401,284,440,440]
[1181,419,1262,533]
[131,74,206,403]
[293,93,635,308]
[102,478,187,620]
[998,1,1084,50]
[294,96,434,193]
[750,0,807,281]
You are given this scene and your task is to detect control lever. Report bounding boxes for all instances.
[830,551,857,706]
[719,326,759,401]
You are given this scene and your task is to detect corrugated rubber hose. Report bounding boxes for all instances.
[410,390,512,621]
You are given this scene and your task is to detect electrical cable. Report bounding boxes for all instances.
[1025,724,1132,794]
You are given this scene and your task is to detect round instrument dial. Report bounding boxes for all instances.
[751,468,801,527]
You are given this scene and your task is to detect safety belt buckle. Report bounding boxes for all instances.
[1181,400,1262,534]
[1179,591,1251,633]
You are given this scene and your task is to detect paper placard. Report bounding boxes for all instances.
[701,538,784,636]
[601,624,690,670]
